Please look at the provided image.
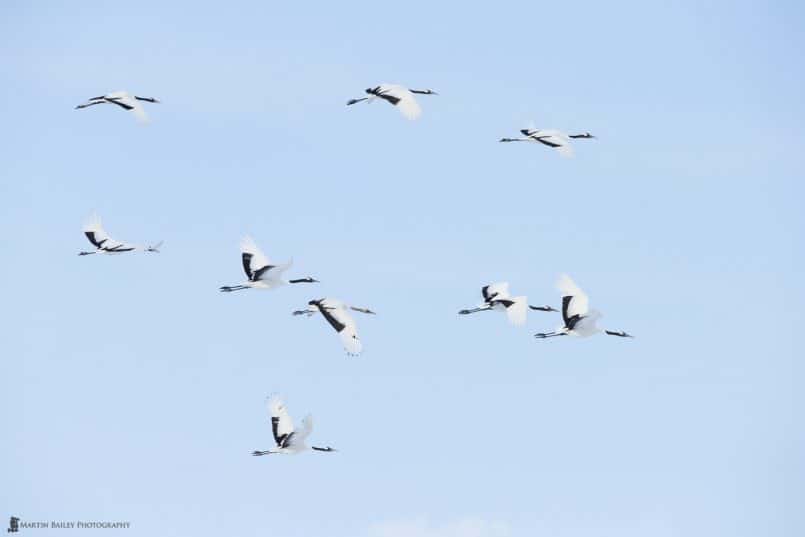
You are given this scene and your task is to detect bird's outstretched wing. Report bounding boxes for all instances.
[482,282,510,302]
[544,131,573,157]
[268,395,294,447]
[557,144,574,158]
[83,214,111,248]
[290,414,313,445]
[528,129,574,156]
[557,274,589,325]
[240,236,274,281]
[106,91,148,122]
[504,296,528,326]
[317,299,362,355]
[83,214,129,250]
[377,84,421,120]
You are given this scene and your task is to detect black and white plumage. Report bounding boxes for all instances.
[75,91,160,122]
[78,214,162,256]
[294,298,375,356]
[252,395,335,456]
[499,127,595,157]
[346,84,438,120]
[219,237,318,292]
[458,282,557,326]
[534,274,633,339]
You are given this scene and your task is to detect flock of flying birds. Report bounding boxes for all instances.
[74,84,632,455]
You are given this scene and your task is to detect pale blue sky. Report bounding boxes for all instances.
[2,1,803,536]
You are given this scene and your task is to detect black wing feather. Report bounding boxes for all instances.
[481,285,492,301]
[241,253,254,279]
[251,265,275,282]
[104,98,134,111]
[535,136,561,148]
[561,296,572,325]
[317,304,346,333]
[369,87,402,105]
[84,231,105,248]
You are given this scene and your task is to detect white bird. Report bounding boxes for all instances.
[346,84,438,120]
[534,274,633,339]
[458,282,557,326]
[499,127,595,157]
[78,214,162,256]
[252,395,336,456]
[75,91,159,122]
[219,237,318,292]
[294,298,375,356]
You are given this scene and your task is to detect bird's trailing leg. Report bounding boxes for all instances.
[219,285,249,292]
[78,250,97,256]
[458,305,492,315]
[529,305,558,312]
[569,132,595,139]
[604,330,634,338]
[499,137,527,143]
[312,446,336,452]
[534,331,566,339]
[292,309,315,316]
[409,88,438,95]
[75,100,104,110]
[251,450,273,456]
[346,97,369,106]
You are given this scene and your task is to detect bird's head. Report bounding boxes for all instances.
[530,305,559,312]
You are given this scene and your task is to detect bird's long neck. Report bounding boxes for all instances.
[289,278,316,284]
[409,89,435,95]
[604,329,632,338]
[569,132,593,139]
